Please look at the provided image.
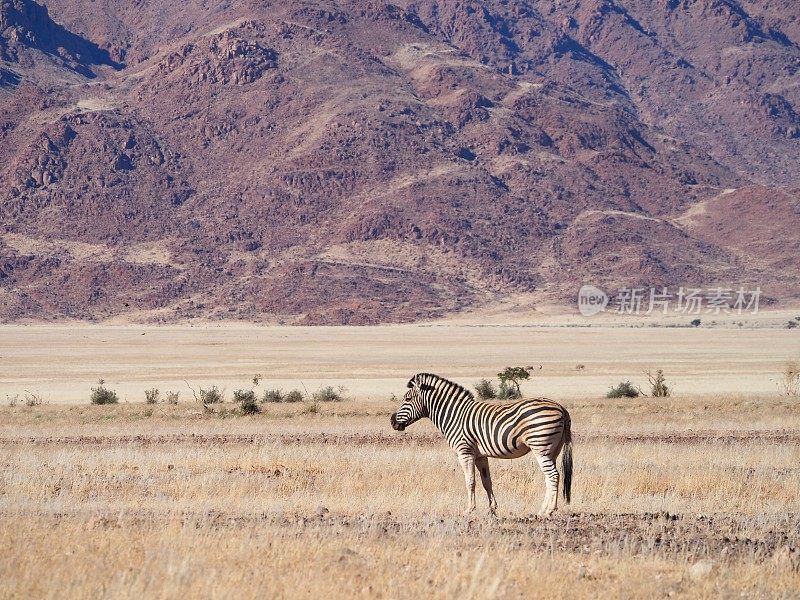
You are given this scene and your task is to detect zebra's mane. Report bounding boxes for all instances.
[407,372,475,401]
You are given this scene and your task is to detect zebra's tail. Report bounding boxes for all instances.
[561,408,573,504]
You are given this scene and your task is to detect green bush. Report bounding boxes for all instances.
[91,383,119,405]
[262,389,284,403]
[312,386,348,402]
[606,381,640,398]
[497,380,522,400]
[284,389,304,403]
[234,389,259,415]
[199,386,224,404]
[145,388,160,404]
[690,318,701,327]
[474,379,497,400]
[233,389,256,403]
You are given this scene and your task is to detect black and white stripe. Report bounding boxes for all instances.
[391,372,573,516]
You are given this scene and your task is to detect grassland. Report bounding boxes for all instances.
[1,394,799,599]
[1,325,799,598]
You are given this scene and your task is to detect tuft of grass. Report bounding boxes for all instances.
[262,389,284,403]
[90,381,119,405]
[312,386,348,402]
[165,391,180,405]
[606,381,641,399]
[144,388,160,404]
[284,389,304,403]
[474,379,497,400]
[787,321,798,329]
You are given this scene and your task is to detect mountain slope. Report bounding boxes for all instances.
[1,0,798,323]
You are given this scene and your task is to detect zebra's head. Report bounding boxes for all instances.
[390,377,429,431]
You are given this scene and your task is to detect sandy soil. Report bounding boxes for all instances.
[1,324,798,404]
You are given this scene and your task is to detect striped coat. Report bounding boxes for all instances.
[391,372,572,516]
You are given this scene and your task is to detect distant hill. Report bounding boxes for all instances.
[1,0,798,323]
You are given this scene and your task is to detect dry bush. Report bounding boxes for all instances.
[144,388,160,404]
[165,391,180,405]
[779,359,800,396]
[646,369,671,397]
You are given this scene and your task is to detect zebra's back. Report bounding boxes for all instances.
[462,397,568,459]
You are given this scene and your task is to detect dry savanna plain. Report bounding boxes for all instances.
[1,324,800,599]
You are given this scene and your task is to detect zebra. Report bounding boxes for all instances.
[390,372,572,517]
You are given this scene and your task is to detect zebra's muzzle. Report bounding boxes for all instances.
[390,413,406,431]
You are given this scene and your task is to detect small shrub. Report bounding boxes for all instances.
[284,389,304,403]
[787,321,798,329]
[778,359,800,396]
[165,391,180,405]
[646,369,671,397]
[7,394,18,407]
[233,389,256,403]
[606,381,640,399]
[234,389,259,415]
[23,392,44,407]
[497,381,522,400]
[262,389,284,403]
[690,318,701,327]
[145,388,160,404]
[474,379,497,400]
[313,386,348,402]
[575,364,586,372]
[91,382,119,405]
[199,385,224,404]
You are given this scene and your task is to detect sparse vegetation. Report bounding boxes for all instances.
[165,391,180,405]
[262,388,284,403]
[474,379,497,400]
[90,380,119,405]
[787,320,798,329]
[646,369,671,397]
[606,381,641,398]
[144,388,160,404]
[576,364,586,372]
[284,389,304,403]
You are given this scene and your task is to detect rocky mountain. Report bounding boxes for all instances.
[1,0,798,323]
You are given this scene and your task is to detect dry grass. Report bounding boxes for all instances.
[1,395,799,598]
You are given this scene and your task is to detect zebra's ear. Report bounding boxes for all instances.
[406,377,416,388]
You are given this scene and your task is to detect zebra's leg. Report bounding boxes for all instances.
[535,454,560,517]
[457,452,476,515]
[475,456,497,516]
